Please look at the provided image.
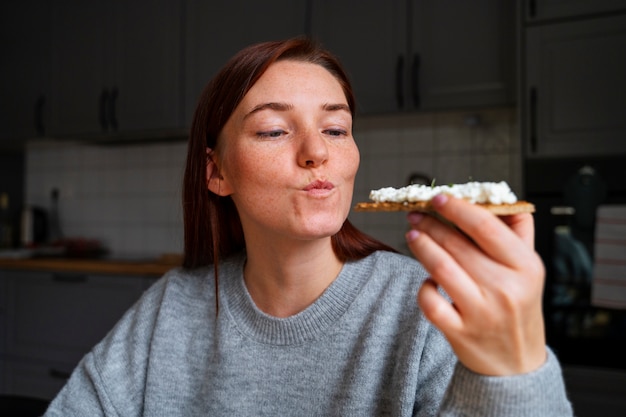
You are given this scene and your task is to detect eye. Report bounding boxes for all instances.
[323,129,348,137]
[256,129,286,139]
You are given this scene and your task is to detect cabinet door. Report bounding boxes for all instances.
[410,0,516,110]
[49,0,182,137]
[2,358,71,400]
[523,0,626,23]
[109,0,182,133]
[49,0,108,137]
[5,270,145,365]
[309,0,407,114]
[524,15,626,157]
[0,276,6,356]
[0,0,51,145]
[184,0,307,126]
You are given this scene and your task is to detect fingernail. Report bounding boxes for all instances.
[407,212,424,224]
[432,193,448,207]
[406,229,420,242]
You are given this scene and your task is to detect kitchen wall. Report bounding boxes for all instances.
[24,106,520,258]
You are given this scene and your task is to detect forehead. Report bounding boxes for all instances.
[243,60,346,102]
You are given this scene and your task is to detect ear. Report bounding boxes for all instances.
[206,148,234,196]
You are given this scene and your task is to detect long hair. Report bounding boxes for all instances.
[183,38,397,274]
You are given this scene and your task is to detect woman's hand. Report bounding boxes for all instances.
[405,194,547,376]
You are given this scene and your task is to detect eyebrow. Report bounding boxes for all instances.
[322,103,351,113]
[244,102,293,119]
[243,102,351,119]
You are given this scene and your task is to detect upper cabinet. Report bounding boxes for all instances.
[521,1,626,157]
[0,0,51,147]
[309,0,516,115]
[183,0,308,126]
[309,1,407,114]
[523,0,626,23]
[48,0,183,138]
[2,1,522,144]
[409,0,516,111]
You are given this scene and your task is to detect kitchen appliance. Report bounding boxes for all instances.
[20,206,48,247]
[524,156,626,370]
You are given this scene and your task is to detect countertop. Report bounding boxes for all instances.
[0,253,183,277]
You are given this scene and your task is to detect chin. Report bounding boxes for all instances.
[300,219,345,240]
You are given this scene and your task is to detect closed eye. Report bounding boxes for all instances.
[324,129,348,137]
[256,130,286,139]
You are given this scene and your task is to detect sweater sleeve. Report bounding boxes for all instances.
[438,348,573,416]
[43,275,170,417]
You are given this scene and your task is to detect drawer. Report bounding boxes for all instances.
[1,357,73,401]
[5,270,145,364]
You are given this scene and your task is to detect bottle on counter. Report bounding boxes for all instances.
[48,187,63,243]
[0,192,13,249]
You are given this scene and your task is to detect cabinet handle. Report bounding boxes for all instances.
[52,273,87,283]
[528,0,537,19]
[99,88,110,131]
[551,206,576,216]
[109,87,118,131]
[49,368,71,380]
[529,87,538,154]
[34,94,46,136]
[395,55,405,109]
[411,53,421,109]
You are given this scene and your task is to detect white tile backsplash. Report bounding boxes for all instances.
[24,107,520,257]
[25,140,187,258]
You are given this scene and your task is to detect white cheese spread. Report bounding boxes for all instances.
[369,181,518,205]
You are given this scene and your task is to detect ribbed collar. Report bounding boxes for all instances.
[220,252,373,346]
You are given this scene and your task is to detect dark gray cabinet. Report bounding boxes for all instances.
[0,269,156,400]
[309,1,406,114]
[0,0,51,146]
[522,8,626,157]
[48,0,183,138]
[2,1,519,143]
[309,0,516,114]
[409,0,516,111]
[522,0,626,23]
[183,0,308,126]
[0,277,6,376]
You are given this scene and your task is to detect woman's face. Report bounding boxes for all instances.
[209,60,360,244]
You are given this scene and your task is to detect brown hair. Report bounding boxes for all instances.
[183,37,397,273]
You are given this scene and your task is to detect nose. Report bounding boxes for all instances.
[297,130,329,168]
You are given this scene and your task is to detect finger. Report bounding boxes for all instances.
[417,278,463,333]
[405,228,482,312]
[500,213,535,249]
[408,211,509,288]
[431,194,533,269]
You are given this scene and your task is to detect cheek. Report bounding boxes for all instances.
[223,148,282,192]
[341,143,360,181]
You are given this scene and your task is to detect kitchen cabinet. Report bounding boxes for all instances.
[309,0,515,114]
[183,0,308,126]
[309,1,406,114]
[522,0,626,23]
[522,13,626,157]
[0,0,51,147]
[0,276,6,366]
[0,269,156,400]
[48,0,182,138]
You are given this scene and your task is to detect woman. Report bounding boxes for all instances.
[45,38,572,416]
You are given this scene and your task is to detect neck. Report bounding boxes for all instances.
[243,237,343,318]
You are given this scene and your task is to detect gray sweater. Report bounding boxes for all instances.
[45,251,572,416]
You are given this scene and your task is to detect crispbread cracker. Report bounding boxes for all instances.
[353,200,535,215]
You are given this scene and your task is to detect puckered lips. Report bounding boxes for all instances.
[303,179,335,196]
